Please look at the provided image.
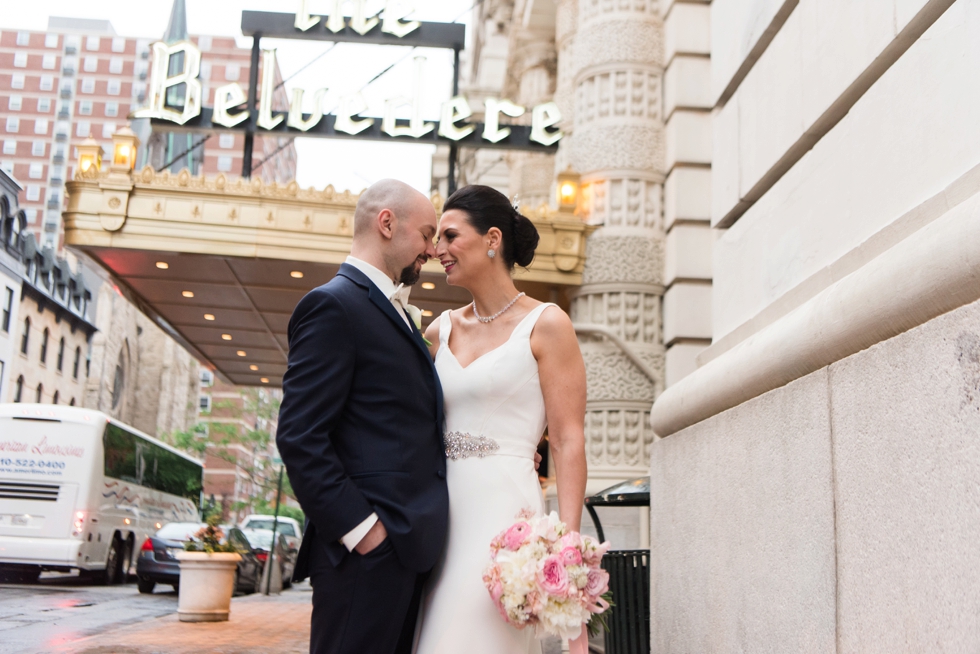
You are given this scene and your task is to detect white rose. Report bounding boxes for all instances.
[405,304,423,331]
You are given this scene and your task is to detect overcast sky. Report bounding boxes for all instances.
[3,1,477,194]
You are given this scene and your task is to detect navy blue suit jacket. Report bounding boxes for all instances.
[277,264,448,578]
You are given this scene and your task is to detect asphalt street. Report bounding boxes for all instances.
[0,573,179,654]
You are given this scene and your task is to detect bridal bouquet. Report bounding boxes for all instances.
[483,510,612,640]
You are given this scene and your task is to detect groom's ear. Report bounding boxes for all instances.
[377,208,396,240]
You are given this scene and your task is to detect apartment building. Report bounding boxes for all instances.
[0,17,298,249]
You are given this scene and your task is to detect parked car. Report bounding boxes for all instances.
[241,528,297,589]
[239,515,303,551]
[135,521,263,595]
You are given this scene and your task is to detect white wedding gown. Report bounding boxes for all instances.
[414,303,555,654]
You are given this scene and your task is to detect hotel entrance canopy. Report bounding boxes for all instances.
[64,167,592,387]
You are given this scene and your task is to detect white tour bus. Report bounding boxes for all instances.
[0,404,203,584]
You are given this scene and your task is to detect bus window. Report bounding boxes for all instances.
[103,423,139,483]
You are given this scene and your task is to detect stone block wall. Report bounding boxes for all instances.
[650,294,980,653]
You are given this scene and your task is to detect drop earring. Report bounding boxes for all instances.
[487,248,496,259]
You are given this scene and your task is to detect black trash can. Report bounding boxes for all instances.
[585,477,650,654]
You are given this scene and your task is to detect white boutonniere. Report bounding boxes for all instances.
[406,304,433,346]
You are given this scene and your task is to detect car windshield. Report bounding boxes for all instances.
[244,519,296,537]
[242,529,275,550]
[156,522,206,541]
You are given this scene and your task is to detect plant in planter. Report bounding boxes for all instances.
[176,515,243,623]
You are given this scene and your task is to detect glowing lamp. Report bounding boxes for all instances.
[76,138,103,178]
[110,126,140,173]
[556,167,581,214]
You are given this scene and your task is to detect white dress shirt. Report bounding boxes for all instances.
[338,256,410,550]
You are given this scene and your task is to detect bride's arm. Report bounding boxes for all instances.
[531,306,587,532]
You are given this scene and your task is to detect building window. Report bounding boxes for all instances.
[199,395,212,412]
[198,36,212,51]
[84,56,98,73]
[81,78,95,94]
[219,133,235,149]
[32,141,45,156]
[73,346,81,379]
[40,328,49,364]
[76,121,90,137]
[107,80,121,95]
[111,351,125,409]
[86,36,100,51]
[45,33,59,48]
[57,337,65,371]
[14,376,24,403]
[102,123,116,138]
[11,75,25,90]
[26,186,40,201]
[34,119,48,135]
[69,397,75,406]
[53,390,59,405]
[109,57,123,74]
[105,101,118,117]
[40,75,54,91]
[2,287,12,332]
[112,37,126,53]
[14,53,28,68]
[36,383,43,403]
[217,156,232,172]
[29,163,43,179]
[2,141,15,155]
[16,32,30,46]
[6,118,20,133]
[79,101,93,116]
[42,54,56,70]
[200,61,211,80]
[9,96,22,111]
[38,98,51,113]
[21,318,30,354]
[199,369,214,386]
[225,64,240,81]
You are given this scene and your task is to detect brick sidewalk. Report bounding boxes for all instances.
[61,586,312,654]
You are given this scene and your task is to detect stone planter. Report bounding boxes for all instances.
[175,551,242,622]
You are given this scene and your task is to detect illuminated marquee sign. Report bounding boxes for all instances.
[134,5,562,152]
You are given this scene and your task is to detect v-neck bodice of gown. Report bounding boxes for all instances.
[434,303,554,460]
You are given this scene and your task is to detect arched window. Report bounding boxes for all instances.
[73,346,81,379]
[111,348,127,410]
[14,376,24,403]
[57,337,65,371]
[20,318,30,354]
[35,383,43,403]
[40,328,49,364]
[52,390,59,405]
[69,397,76,406]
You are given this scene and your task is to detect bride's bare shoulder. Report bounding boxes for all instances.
[529,304,576,353]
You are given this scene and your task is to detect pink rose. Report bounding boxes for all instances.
[585,567,609,598]
[560,546,583,566]
[538,554,570,597]
[559,532,582,550]
[504,522,531,550]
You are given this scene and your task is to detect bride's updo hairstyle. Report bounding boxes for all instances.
[443,185,540,270]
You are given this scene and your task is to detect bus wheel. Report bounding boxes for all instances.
[103,537,122,585]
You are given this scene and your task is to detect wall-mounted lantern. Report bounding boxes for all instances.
[76,138,103,178]
[110,126,140,173]
[556,166,581,215]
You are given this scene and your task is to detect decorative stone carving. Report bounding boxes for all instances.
[575,69,661,125]
[572,123,664,176]
[571,290,662,343]
[581,347,663,403]
[587,178,663,229]
[584,407,658,468]
[581,233,663,285]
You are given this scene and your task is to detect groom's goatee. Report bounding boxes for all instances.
[399,260,424,285]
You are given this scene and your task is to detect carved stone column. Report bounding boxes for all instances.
[568,0,665,487]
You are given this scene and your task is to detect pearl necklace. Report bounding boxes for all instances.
[472,292,525,324]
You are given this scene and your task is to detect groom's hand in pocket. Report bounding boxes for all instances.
[355,520,389,555]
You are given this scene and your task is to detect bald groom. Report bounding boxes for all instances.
[276,180,449,654]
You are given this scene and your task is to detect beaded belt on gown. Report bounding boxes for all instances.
[443,431,537,460]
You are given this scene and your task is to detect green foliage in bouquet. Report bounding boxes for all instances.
[587,592,615,638]
[184,514,238,554]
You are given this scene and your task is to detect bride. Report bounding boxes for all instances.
[414,185,589,654]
